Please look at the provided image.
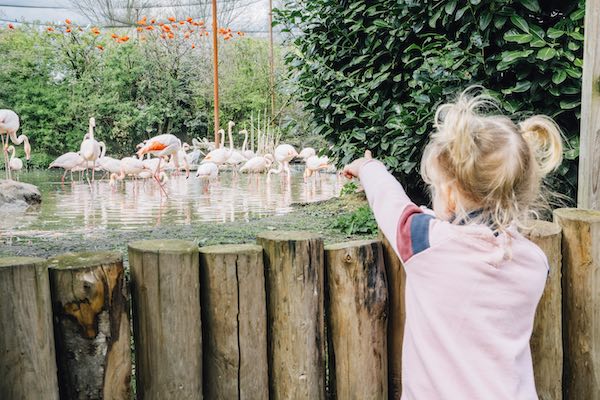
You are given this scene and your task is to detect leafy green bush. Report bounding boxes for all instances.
[275,0,583,201]
[331,205,377,235]
[340,181,358,196]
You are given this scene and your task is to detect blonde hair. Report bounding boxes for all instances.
[421,88,563,232]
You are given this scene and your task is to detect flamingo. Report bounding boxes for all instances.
[6,145,23,175]
[137,133,189,179]
[195,162,219,179]
[97,156,122,176]
[268,144,298,177]
[0,109,30,180]
[49,152,86,183]
[79,117,102,182]
[298,147,316,160]
[240,154,274,174]
[303,155,331,180]
[240,129,254,159]
[202,122,236,166]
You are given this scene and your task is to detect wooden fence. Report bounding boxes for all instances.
[1,208,599,399]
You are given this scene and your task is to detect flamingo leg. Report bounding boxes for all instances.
[0,134,7,180]
[92,160,96,182]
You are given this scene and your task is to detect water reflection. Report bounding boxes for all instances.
[0,169,344,237]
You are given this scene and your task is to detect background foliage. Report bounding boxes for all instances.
[0,27,275,167]
[275,0,584,202]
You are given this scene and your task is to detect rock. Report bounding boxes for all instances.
[0,179,42,209]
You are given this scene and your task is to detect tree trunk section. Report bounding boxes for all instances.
[554,208,600,399]
[522,221,562,400]
[199,244,268,399]
[128,240,202,400]
[325,240,388,400]
[0,256,59,400]
[256,231,326,400]
[378,232,405,400]
[47,251,131,400]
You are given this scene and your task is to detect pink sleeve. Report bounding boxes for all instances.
[359,160,422,260]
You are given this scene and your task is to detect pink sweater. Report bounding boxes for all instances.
[359,160,548,400]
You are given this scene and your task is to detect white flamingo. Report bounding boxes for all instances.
[240,129,255,159]
[298,147,316,160]
[240,154,274,174]
[6,145,23,175]
[195,162,219,179]
[268,144,298,177]
[49,152,86,183]
[0,109,30,180]
[304,155,331,180]
[202,122,236,166]
[79,117,102,181]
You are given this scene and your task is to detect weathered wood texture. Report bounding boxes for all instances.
[256,231,326,400]
[47,252,131,400]
[554,208,600,399]
[325,240,388,400]
[199,244,268,400]
[128,240,202,400]
[0,257,59,400]
[379,232,406,400]
[578,0,600,210]
[522,221,562,400]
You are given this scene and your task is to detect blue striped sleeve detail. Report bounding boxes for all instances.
[410,213,434,256]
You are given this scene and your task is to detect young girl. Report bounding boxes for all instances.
[343,90,563,399]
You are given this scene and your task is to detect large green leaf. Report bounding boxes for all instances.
[510,15,529,33]
[536,47,557,61]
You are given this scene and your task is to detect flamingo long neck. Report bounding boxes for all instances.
[241,131,248,152]
[98,142,106,158]
[8,146,15,161]
[251,130,254,153]
[88,121,95,140]
[228,126,234,151]
[268,161,283,175]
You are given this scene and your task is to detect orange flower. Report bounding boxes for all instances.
[150,19,156,24]
[96,45,104,50]
[8,23,14,29]
[91,27,100,35]
[237,31,244,36]
[205,31,209,36]
[146,26,154,31]
[191,43,195,48]
[137,16,147,25]
[136,26,143,32]
[168,32,174,39]
[47,27,54,32]
[111,33,119,38]
[66,28,72,33]
[186,17,193,23]
[172,24,178,29]
[179,21,185,25]
[120,36,129,42]
[198,21,204,26]
[158,22,164,27]
[184,32,190,39]
[168,16,176,22]
[162,25,171,32]
[65,18,71,24]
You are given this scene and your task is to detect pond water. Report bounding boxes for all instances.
[1,169,344,238]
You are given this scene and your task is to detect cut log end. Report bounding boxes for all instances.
[199,243,262,255]
[47,251,122,269]
[554,208,600,223]
[257,230,323,242]
[0,256,45,269]
[128,239,198,253]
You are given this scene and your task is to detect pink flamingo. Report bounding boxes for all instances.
[0,109,30,180]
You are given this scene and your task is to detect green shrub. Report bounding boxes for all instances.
[331,205,377,235]
[275,0,583,202]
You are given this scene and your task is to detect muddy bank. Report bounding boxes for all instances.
[0,193,374,261]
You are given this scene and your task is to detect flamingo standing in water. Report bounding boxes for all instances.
[298,147,316,160]
[49,152,86,183]
[0,109,30,180]
[137,134,189,178]
[195,162,219,179]
[240,154,274,174]
[202,122,235,166]
[79,117,102,182]
[303,155,331,181]
[268,144,298,178]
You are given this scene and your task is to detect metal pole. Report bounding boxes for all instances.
[268,0,275,123]
[212,0,220,148]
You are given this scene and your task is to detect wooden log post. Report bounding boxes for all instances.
[0,257,59,400]
[578,0,600,210]
[47,251,131,400]
[256,231,326,400]
[378,232,406,400]
[199,244,268,399]
[522,221,562,400]
[128,240,202,400]
[325,240,388,399]
[554,208,600,399]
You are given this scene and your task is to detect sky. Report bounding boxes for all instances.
[0,0,272,34]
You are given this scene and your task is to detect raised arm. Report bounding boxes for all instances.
[344,152,434,263]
